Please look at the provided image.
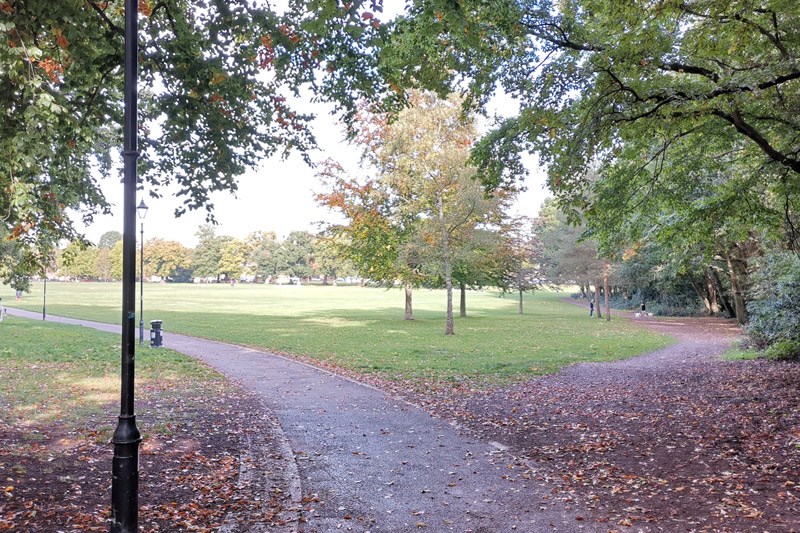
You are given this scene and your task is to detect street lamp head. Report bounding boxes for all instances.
[137,198,148,220]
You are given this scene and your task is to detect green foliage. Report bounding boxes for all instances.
[248,230,282,278]
[1,0,317,281]
[764,339,800,361]
[0,231,34,291]
[746,251,800,353]
[536,199,603,287]
[191,225,233,279]
[312,235,355,283]
[217,239,251,281]
[275,230,316,278]
[371,1,800,325]
[97,231,123,249]
[57,241,100,280]
[319,92,515,308]
[144,238,192,279]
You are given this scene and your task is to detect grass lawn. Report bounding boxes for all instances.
[0,315,225,434]
[4,281,673,381]
[0,316,285,530]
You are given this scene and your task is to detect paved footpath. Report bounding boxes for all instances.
[8,308,586,532]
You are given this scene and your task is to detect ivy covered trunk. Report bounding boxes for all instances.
[710,267,737,319]
[705,270,720,315]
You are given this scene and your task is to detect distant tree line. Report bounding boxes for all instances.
[52,226,358,285]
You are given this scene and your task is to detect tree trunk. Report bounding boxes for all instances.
[404,283,414,320]
[725,253,748,325]
[322,274,329,286]
[686,272,712,314]
[705,270,720,315]
[709,267,736,319]
[603,273,611,322]
[439,194,454,335]
[593,281,602,319]
[459,282,467,317]
[518,287,524,314]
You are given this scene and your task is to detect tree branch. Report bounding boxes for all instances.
[658,62,720,83]
[712,109,800,173]
[86,0,122,35]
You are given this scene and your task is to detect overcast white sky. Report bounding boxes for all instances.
[75,96,550,248]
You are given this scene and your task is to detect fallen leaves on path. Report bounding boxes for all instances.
[300,316,800,532]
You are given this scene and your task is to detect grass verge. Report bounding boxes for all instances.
[6,282,673,382]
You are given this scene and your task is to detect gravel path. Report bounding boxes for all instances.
[7,307,585,532]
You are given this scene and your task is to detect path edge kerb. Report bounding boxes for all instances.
[4,307,303,532]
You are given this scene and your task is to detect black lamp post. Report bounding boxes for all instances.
[137,199,148,345]
[42,270,46,321]
[111,0,142,530]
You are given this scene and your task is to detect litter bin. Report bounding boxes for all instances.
[150,320,163,347]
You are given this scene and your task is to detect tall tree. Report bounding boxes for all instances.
[313,234,353,285]
[319,92,514,332]
[537,200,604,299]
[98,231,123,249]
[311,1,800,326]
[1,0,318,279]
[498,217,544,315]
[191,225,232,281]
[218,239,251,282]
[58,242,100,280]
[276,231,315,279]
[380,91,505,335]
[317,157,424,320]
[143,238,191,280]
[248,230,281,280]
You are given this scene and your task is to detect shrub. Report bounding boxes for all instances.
[764,339,800,361]
[746,252,800,352]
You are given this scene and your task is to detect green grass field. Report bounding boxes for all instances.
[4,281,672,381]
[0,315,224,431]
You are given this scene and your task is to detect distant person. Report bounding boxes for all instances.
[589,300,594,317]
[15,290,22,302]
[640,301,646,313]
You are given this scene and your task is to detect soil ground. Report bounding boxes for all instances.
[0,384,295,532]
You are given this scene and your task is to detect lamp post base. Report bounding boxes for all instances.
[111,415,141,532]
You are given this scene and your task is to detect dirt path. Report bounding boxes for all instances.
[398,305,800,532]
[7,308,586,532]
[8,305,799,531]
